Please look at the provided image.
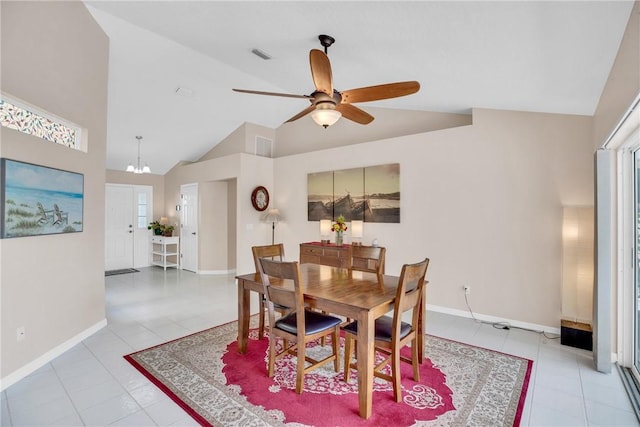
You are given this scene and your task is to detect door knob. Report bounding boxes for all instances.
[192,232,196,235]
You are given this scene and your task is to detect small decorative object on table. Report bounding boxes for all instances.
[331,214,348,246]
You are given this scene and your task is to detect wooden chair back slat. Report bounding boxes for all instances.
[392,258,430,332]
[258,257,302,311]
[252,244,285,272]
[350,246,386,275]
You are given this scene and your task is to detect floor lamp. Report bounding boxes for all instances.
[262,208,283,245]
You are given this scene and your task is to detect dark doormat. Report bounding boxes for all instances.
[105,268,139,276]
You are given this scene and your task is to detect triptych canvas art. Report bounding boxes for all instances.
[307,163,400,223]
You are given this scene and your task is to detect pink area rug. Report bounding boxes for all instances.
[124,317,532,426]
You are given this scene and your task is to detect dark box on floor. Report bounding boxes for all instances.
[560,320,592,351]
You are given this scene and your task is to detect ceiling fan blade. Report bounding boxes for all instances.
[233,88,311,99]
[336,104,374,125]
[340,81,420,104]
[285,105,316,123]
[309,49,333,95]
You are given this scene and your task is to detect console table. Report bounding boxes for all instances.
[299,242,351,268]
[151,236,180,270]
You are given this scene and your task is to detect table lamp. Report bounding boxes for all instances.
[320,219,331,244]
[351,220,363,246]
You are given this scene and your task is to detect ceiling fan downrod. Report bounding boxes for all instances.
[318,34,335,54]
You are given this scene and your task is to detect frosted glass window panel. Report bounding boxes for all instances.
[137,193,148,229]
[0,99,80,149]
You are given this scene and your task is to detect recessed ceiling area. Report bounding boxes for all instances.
[84,1,635,175]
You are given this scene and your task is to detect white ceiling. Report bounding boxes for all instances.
[84,1,634,175]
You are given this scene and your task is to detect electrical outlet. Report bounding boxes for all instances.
[17,326,25,341]
[464,286,471,296]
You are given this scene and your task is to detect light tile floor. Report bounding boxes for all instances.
[1,267,639,426]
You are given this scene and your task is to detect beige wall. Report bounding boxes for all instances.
[273,109,593,329]
[198,123,276,161]
[593,1,640,147]
[275,108,472,157]
[163,153,273,275]
[0,2,109,381]
[199,181,229,272]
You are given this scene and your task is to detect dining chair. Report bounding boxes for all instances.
[338,245,387,326]
[350,245,386,277]
[257,258,342,394]
[252,244,289,339]
[342,257,429,403]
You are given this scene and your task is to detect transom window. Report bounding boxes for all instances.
[0,96,81,150]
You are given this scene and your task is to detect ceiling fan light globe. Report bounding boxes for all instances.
[311,109,341,128]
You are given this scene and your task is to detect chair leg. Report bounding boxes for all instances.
[268,335,277,377]
[392,345,402,403]
[412,338,420,382]
[296,338,305,394]
[258,296,266,339]
[343,334,354,382]
[332,327,340,372]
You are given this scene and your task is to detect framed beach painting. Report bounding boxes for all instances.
[0,158,84,238]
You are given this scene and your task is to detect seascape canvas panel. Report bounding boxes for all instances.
[333,167,364,221]
[1,159,84,238]
[308,171,334,221]
[364,163,400,223]
[307,163,400,223]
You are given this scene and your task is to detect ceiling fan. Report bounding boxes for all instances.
[233,35,420,128]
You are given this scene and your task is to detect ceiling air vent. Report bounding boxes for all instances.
[255,136,273,158]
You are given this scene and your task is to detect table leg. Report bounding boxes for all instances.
[237,278,250,354]
[356,311,374,419]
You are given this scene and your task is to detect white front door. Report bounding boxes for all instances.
[181,183,198,272]
[105,184,153,271]
[105,185,134,271]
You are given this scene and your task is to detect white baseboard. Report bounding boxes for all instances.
[0,319,107,391]
[198,269,236,275]
[427,303,561,335]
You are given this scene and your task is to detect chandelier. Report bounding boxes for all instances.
[126,136,151,174]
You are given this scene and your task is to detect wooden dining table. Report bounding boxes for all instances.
[236,263,425,419]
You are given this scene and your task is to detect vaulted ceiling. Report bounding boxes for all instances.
[85,1,634,174]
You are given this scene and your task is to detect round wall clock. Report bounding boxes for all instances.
[251,186,269,211]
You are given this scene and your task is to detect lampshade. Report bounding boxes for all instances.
[262,208,282,223]
[320,219,331,237]
[351,220,363,238]
[310,107,341,128]
[561,206,594,324]
[159,217,169,225]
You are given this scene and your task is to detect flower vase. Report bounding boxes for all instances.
[335,231,343,246]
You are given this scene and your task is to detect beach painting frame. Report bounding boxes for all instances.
[0,158,84,238]
[307,163,400,223]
